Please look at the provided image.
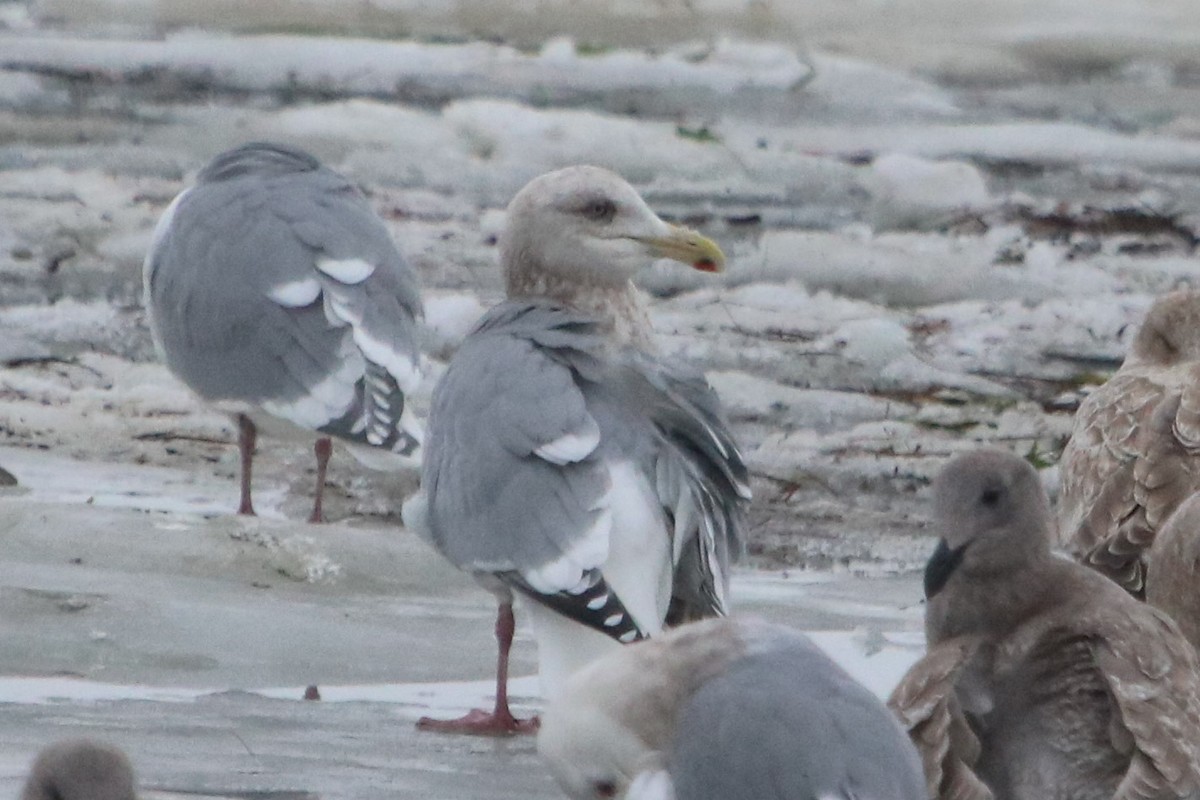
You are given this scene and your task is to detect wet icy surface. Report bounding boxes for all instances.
[2,0,1200,795]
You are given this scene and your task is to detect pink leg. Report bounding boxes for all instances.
[417,602,540,736]
[309,437,332,524]
[236,415,257,516]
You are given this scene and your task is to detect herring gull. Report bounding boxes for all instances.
[539,616,925,800]
[144,142,424,522]
[1057,288,1200,594]
[889,449,1200,800]
[402,165,749,734]
[22,740,136,800]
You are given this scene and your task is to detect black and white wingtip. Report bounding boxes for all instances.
[504,569,649,644]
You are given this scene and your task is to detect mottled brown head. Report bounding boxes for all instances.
[1130,289,1200,366]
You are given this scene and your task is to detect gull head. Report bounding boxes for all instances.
[500,165,724,300]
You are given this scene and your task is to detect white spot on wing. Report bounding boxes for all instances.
[260,336,362,429]
[316,257,375,284]
[267,278,322,308]
[521,506,612,594]
[627,770,675,800]
[319,282,422,394]
[535,417,601,465]
[351,327,422,394]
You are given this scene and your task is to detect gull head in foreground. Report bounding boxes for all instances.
[22,740,136,800]
[539,617,925,800]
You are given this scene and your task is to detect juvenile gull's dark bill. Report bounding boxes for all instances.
[403,165,749,735]
[889,449,1200,800]
[144,141,424,522]
[539,616,925,800]
[21,739,136,800]
[1057,289,1200,594]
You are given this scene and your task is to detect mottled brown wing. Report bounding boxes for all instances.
[1065,374,1200,594]
[888,637,993,800]
[1060,372,1164,552]
[1174,368,1200,449]
[1093,606,1200,800]
[1146,492,1200,649]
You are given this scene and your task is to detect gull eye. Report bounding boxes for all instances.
[579,198,617,223]
[980,488,1001,507]
[593,780,618,798]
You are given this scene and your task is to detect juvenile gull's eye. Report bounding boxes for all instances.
[980,488,1001,507]
[593,780,618,798]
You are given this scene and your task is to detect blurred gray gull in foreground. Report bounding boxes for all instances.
[403,165,749,734]
[1057,288,1200,594]
[539,616,925,800]
[22,739,136,800]
[1147,491,1200,650]
[144,141,423,522]
[889,449,1200,800]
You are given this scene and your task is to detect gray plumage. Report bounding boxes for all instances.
[403,166,745,732]
[1057,289,1200,594]
[889,449,1200,800]
[540,616,925,800]
[144,141,423,518]
[415,300,746,632]
[22,740,136,800]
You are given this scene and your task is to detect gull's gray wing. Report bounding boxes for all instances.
[669,626,926,800]
[409,300,647,642]
[607,355,750,623]
[144,141,422,455]
[409,299,748,641]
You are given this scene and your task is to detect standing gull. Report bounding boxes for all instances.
[403,165,749,734]
[22,740,136,800]
[144,142,423,522]
[1057,289,1200,593]
[539,616,926,800]
[889,449,1200,800]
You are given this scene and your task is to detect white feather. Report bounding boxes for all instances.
[535,417,601,465]
[316,257,375,284]
[522,506,612,594]
[266,277,322,308]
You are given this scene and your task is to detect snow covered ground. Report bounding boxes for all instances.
[1,0,1199,796]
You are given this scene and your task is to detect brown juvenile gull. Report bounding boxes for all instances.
[1146,491,1200,650]
[1057,288,1200,594]
[144,141,424,522]
[540,616,925,800]
[402,165,749,735]
[888,449,1200,800]
[22,739,136,800]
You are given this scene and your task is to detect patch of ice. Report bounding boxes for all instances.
[864,152,992,231]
